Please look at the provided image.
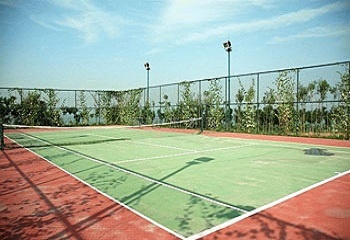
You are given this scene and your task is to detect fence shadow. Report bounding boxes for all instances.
[200,211,341,240]
[0,148,136,240]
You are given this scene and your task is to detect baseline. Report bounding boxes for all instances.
[186,169,350,240]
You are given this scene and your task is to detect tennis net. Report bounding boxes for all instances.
[2,118,202,149]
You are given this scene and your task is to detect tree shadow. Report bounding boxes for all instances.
[0,149,137,240]
[118,157,216,205]
[2,137,259,239]
[109,156,254,237]
[177,195,244,237]
[200,211,342,240]
[1,150,85,240]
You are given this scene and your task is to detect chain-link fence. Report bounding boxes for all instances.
[1,61,349,139]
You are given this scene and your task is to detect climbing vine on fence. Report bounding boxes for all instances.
[330,68,350,139]
[203,79,224,130]
[0,62,348,138]
[274,71,296,135]
[241,79,256,133]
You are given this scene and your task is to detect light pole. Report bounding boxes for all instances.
[223,40,232,128]
[144,62,150,103]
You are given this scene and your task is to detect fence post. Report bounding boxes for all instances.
[347,62,350,140]
[225,76,230,130]
[98,91,101,125]
[296,69,300,136]
[159,86,162,123]
[0,124,4,150]
[74,90,78,125]
[199,80,202,121]
[256,73,260,133]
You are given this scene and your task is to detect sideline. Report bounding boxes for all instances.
[186,170,350,240]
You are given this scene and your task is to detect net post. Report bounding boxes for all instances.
[0,124,4,150]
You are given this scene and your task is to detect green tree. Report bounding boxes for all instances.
[78,91,90,125]
[43,89,61,126]
[0,96,16,124]
[178,82,200,128]
[89,91,102,124]
[163,94,171,121]
[18,91,47,125]
[61,106,79,125]
[275,71,295,135]
[100,91,119,124]
[307,80,317,132]
[316,79,330,132]
[262,88,276,133]
[203,79,224,130]
[331,68,350,139]
[241,80,256,133]
[113,89,141,125]
[297,84,308,133]
[140,101,155,124]
[234,80,245,131]
[100,89,142,125]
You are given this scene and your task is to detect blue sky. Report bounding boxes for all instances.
[0,0,349,91]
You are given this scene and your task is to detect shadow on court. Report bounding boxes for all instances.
[120,157,216,205]
[199,173,350,240]
[199,211,343,240]
[1,149,87,239]
[3,133,258,238]
[69,153,256,237]
[103,156,251,236]
[0,140,178,240]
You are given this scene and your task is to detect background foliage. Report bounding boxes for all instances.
[1,62,349,139]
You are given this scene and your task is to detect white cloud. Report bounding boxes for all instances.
[31,0,127,44]
[269,25,350,44]
[151,0,348,45]
[151,0,276,43]
[29,15,62,31]
[145,47,164,56]
[158,0,224,26]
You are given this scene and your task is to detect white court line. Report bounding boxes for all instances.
[217,137,350,155]
[185,169,350,240]
[89,133,350,164]
[214,135,350,151]
[13,133,248,213]
[4,134,186,240]
[89,133,256,165]
[264,143,350,153]
[116,144,255,164]
[133,140,196,152]
[7,132,349,239]
[91,133,196,152]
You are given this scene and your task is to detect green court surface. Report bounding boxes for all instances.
[5,127,350,238]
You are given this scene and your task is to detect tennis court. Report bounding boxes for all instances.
[2,122,350,239]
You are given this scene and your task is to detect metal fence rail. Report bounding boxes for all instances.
[1,60,349,139]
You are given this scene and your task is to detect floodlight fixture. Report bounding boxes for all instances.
[223,40,232,52]
[144,62,150,70]
[223,40,232,129]
[144,62,150,103]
